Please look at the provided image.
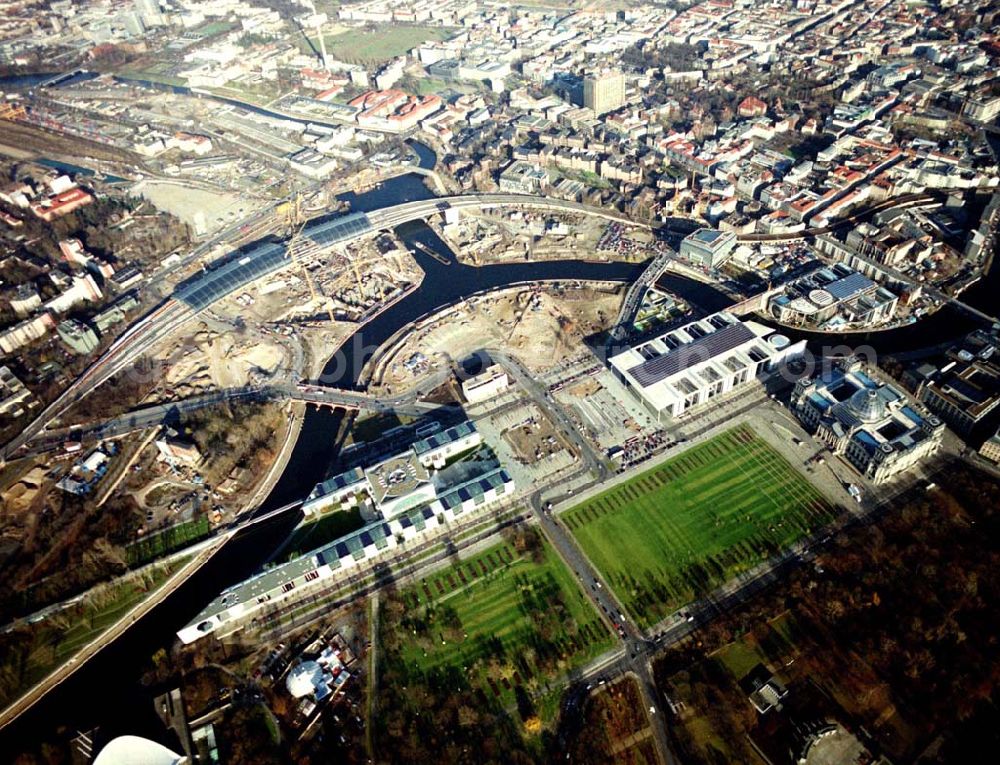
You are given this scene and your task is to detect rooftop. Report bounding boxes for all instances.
[627,322,756,388]
[364,452,431,506]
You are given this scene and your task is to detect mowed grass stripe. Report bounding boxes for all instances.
[566,427,837,627]
[394,538,614,685]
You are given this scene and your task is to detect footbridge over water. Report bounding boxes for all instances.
[607,249,677,344]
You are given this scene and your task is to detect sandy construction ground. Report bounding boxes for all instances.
[0,142,34,160]
[375,284,621,388]
[133,180,256,236]
[160,328,286,396]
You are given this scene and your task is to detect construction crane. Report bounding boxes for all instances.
[286,192,334,322]
[0,100,26,121]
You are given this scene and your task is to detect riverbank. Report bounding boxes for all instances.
[239,400,305,520]
[0,544,217,731]
[4,129,995,755]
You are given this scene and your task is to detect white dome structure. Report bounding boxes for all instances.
[768,334,791,350]
[93,735,185,765]
[286,660,324,698]
[808,288,835,307]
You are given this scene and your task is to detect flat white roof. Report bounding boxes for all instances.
[609,313,780,412]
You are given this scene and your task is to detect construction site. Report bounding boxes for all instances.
[431,211,653,266]
[367,281,623,391]
[142,193,428,398]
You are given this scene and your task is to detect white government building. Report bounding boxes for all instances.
[609,310,805,421]
[461,364,510,404]
[301,420,484,516]
[178,421,513,644]
[792,358,944,484]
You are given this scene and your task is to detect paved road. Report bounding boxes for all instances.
[486,346,676,759]
[491,349,609,481]
[737,192,935,243]
[527,481,677,765]
[0,370,935,748]
[609,248,676,343]
[1,192,652,462]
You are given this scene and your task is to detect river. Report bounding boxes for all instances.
[0,71,97,89]
[1,130,995,755]
[0,158,726,752]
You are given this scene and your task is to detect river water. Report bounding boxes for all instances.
[0,156,726,751]
[0,113,994,754]
[0,71,97,89]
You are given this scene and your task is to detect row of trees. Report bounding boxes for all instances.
[652,459,1000,764]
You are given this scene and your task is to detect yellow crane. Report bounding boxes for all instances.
[286,192,334,322]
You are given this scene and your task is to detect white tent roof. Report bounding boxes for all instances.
[286,660,324,698]
[93,735,185,765]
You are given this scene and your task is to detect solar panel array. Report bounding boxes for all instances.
[826,271,874,301]
[175,212,373,311]
[627,322,756,388]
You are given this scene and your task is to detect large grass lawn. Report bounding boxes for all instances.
[311,25,454,65]
[564,425,835,628]
[382,534,613,718]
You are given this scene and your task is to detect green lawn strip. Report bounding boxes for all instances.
[5,558,188,708]
[256,507,528,631]
[712,638,770,680]
[282,508,364,561]
[126,517,211,567]
[388,538,613,718]
[311,26,454,65]
[566,427,836,627]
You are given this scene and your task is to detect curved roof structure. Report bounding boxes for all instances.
[287,659,324,698]
[768,334,791,349]
[174,212,372,311]
[809,288,834,307]
[789,297,817,315]
[93,736,185,765]
[847,387,887,424]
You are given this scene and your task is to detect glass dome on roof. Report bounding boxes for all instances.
[847,387,886,424]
